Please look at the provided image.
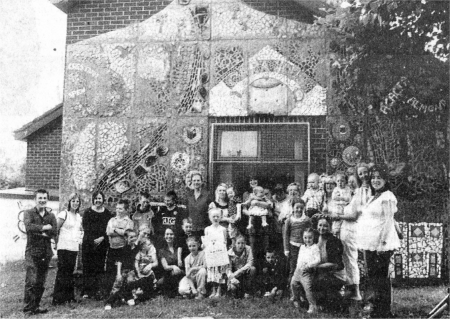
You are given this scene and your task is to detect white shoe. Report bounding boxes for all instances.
[104,305,112,311]
[127,299,135,306]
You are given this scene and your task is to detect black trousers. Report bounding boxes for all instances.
[103,247,126,296]
[23,253,51,313]
[81,243,107,297]
[365,250,393,318]
[53,250,78,304]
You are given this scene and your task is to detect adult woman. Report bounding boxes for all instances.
[227,235,256,298]
[209,183,229,229]
[52,193,83,305]
[332,163,372,301]
[273,183,301,254]
[322,175,336,214]
[356,164,400,318]
[312,215,346,311]
[81,191,112,299]
[186,172,212,238]
[158,228,184,297]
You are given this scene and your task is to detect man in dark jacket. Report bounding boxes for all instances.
[23,189,57,315]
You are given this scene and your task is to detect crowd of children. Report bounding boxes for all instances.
[51,168,394,316]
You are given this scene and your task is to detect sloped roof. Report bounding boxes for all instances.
[14,103,63,141]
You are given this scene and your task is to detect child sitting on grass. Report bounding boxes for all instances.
[178,236,207,299]
[177,218,193,269]
[261,249,285,299]
[134,237,158,299]
[290,228,321,314]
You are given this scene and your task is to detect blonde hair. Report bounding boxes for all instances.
[214,183,229,202]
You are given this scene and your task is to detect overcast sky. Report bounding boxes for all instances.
[0,0,66,165]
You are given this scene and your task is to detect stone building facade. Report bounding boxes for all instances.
[60,0,448,279]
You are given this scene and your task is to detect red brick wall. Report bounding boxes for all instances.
[66,0,312,44]
[25,117,62,190]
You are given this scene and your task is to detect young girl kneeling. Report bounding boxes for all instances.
[290,228,320,314]
[178,236,207,299]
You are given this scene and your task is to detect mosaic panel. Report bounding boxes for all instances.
[96,120,168,198]
[135,44,172,116]
[64,44,134,118]
[388,222,444,279]
[170,42,210,115]
[209,38,327,116]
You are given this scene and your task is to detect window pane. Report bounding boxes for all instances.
[220,131,258,158]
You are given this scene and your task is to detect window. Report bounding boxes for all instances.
[210,121,309,194]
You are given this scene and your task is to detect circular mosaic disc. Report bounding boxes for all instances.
[331,119,351,141]
[171,152,190,173]
[342,146,361,166]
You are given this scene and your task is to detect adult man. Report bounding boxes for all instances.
[23,189,57,315]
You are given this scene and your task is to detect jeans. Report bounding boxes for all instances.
[24,253,51,313]
[291,268,316,305]
[53,250,78,304]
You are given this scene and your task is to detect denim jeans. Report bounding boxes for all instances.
[24,253,51,313]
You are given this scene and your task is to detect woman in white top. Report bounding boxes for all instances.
[52,193,83,305]
[356,164,400,318]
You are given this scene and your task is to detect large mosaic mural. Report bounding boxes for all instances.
[61,0,447,278]
[62,0,329,207]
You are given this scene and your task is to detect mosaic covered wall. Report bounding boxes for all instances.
[61,0,330,207]
[327,55,448,224]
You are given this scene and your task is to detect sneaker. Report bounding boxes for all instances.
[264,292,271,297]
[127,299,135,306]
[82,294,89,299]
[244,293,250,299]
[195,293,205,300]
[307,305,318,314]
[246,225,253,230]
[104,305,112,311]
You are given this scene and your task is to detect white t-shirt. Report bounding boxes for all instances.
[57,210,83,251]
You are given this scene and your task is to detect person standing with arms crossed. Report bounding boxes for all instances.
[23,189,57,315]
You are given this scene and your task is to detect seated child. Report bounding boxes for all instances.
[177,218,193,268]
[290,228,321,314]
[135,237,158,284]
[261,249,285,299]
[104,229,140,310]
[243,186,272,229]
[225,186,242,247]
[329,173,352,238]
[178,236,207,299]
[302,173,325,218]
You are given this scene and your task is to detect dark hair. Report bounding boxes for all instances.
[140,191,150,199]
[186,236,200,245]
[291,198,306,209]
[369,164,390,192]
[165,190,178,203]
[35,189,49,198]
[91,190,105,204]
[311,213,331,230]
[265,248,275,255]
[118,199,130,210]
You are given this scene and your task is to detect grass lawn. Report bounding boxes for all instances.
[0,259,447,318]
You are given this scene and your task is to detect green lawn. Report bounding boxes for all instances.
[0,260,447,318]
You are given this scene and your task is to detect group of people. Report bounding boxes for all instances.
[23,166,401,318]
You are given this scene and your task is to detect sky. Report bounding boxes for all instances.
[0,0,66,167]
